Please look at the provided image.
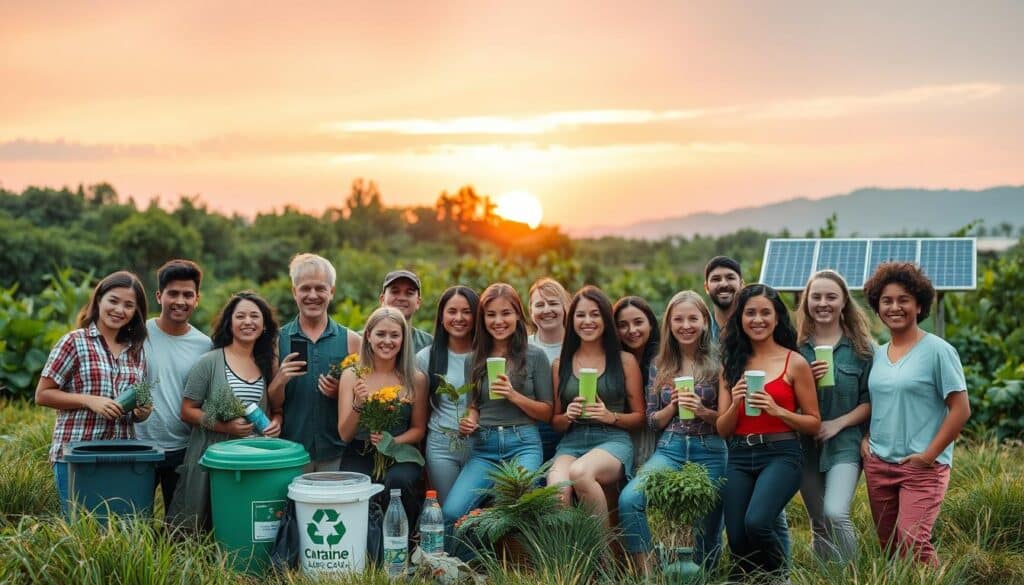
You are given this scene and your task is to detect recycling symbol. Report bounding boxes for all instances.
[307,508,346,546]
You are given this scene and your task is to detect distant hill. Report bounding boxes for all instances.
[581,186,1024,239]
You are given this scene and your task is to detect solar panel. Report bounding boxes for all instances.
[815,240,868,288]
[760,240,816,290]
[758,237,976,291]
[920,239,976,289]
[866,239,918,282]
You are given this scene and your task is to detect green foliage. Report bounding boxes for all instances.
[639,462,722,548]
[206,385,247,422]
[0,269,93,398]
[456,460,570,547]
[945,245,1024,438]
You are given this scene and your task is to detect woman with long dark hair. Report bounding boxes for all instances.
[861,262,969,566]
[167,291,283,531]
[619,290,726,573]
[716,284,820,581]
[417,285,480,505]
[614,296,661,468]
[548,286,644,522]
[795,270,875,563]
[36,271,152,516]
[441,283,553,554]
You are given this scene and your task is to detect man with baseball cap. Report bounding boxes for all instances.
[380,269,433,353]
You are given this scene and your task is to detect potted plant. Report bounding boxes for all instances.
[454,459,570,566]
[639,462,722,583]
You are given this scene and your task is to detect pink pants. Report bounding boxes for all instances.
[863,453,950,566]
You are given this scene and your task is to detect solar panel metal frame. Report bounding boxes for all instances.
[758,237,976,291]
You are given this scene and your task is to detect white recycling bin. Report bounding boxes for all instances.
[288,471,384,576]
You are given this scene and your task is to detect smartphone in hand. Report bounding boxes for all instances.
[290,337,309,374]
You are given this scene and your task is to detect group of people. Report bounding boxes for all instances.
[36,252,969,582]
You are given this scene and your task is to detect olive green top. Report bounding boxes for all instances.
[166,349,270,532]
[559,369,626,421]
[798,337,873,472]
[470,345,553,427]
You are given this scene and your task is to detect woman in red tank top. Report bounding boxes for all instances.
[716,284,820,582]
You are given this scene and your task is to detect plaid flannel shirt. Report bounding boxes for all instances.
[42,324,144,462]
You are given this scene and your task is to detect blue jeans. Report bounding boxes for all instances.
[722,438,802,578]
[442,425,543,556]
[618,433,728,568]
[54,461,70,518]
[426,429,471,507]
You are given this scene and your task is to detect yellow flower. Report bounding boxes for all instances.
[341,354,360,369]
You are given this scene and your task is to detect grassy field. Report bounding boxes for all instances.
[1,398,1022,585]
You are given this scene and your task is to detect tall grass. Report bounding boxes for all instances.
[0,400,1022,584]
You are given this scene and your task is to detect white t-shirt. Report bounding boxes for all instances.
[135,319,212,450]
[528,333,562,364]
[416,346,472,433]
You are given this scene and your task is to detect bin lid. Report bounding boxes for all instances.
[63,440,164,463]
[288,471,385,504]
[200,437,310,470]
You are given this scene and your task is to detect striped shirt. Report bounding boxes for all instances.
[225,365,264,406]
[41,324,145,462]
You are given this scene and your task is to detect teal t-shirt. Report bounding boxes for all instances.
[867,332,967,467]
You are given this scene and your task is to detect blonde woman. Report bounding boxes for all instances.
[619,291,725,572]
[528,277,571,460]
[795,270,874,564]
[338,307,428,533]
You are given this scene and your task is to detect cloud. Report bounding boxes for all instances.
[750,83,1003,120]
[0,138,168,161]
[324,109,707,135]
[323,82,1004,137]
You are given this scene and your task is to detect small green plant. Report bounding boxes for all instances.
[434,374,474,452]
[640,462,722,549]
[455,460,569,547]
[205,385,246,426]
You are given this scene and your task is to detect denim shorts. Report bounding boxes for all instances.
[554,424,635,478]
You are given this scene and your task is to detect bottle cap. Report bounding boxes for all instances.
[426,490,437,499]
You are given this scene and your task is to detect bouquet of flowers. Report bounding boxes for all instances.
[434,374,474,452]
[329,353,371,379]
[358,384,424,479]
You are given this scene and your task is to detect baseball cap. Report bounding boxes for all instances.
[382,269,421,292]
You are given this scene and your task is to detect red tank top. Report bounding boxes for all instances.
[735,352,798,435]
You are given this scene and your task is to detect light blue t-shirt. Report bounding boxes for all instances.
[867,332,967,467]
[136,319,213,450]
[416,346,472,433]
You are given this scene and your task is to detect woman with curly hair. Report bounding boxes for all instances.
[716,284,820,582]
[795,269,875,564]
[861,262,969,566]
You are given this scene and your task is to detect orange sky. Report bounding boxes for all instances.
[1,1,1022,230]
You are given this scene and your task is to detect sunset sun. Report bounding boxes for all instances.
[494,191,544,229]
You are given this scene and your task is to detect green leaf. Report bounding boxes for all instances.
[376,432,425,465]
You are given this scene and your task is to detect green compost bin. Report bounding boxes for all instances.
[64,440,164,520]
[200,438,310,573]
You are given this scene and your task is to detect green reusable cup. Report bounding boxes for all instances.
[674,376,695,420]
[578,368,598,419]
[744,370,765,416]
[486,357,506,400]
[815,345,835,388]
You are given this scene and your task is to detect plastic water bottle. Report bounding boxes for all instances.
[418,490,444,555]
[383,488,408,578]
